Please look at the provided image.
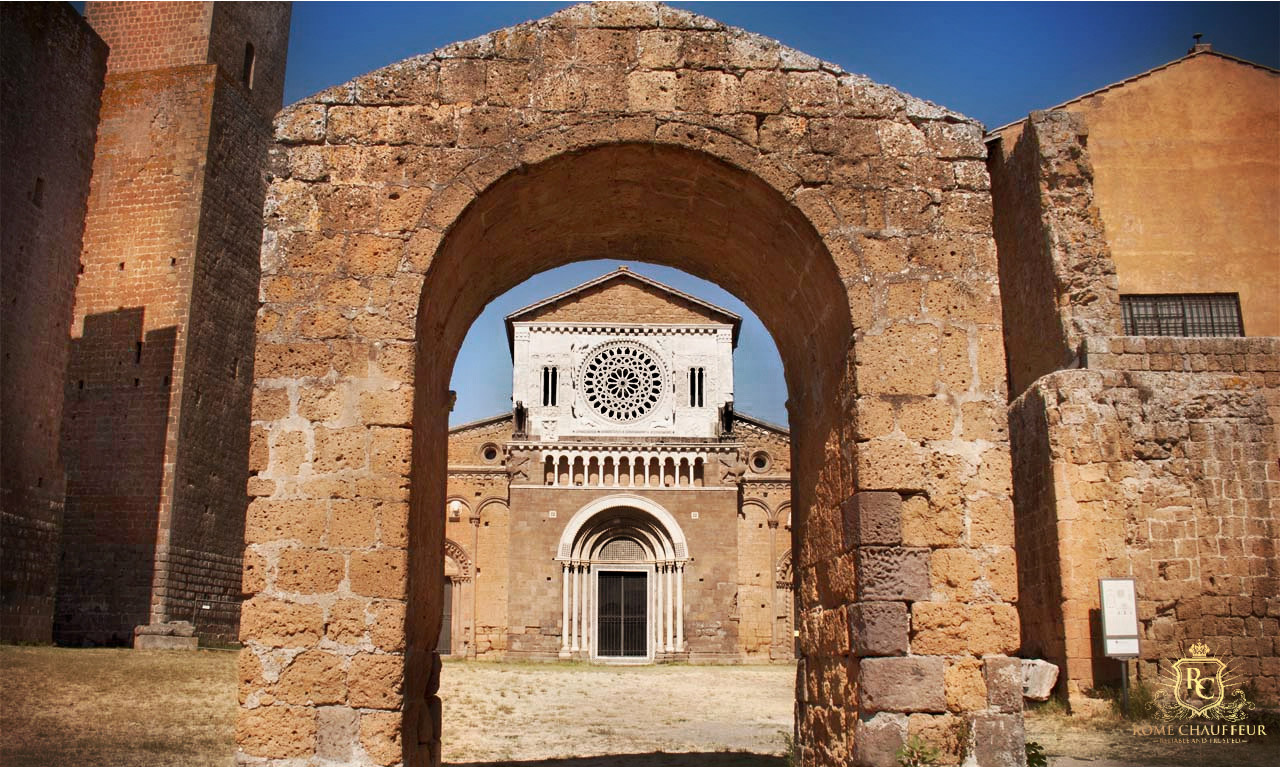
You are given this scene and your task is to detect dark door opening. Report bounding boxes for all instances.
[437,579,452,654]
[598,571,647,657]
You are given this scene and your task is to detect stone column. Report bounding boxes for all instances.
[664,563,674,652]
[676,563,685,652]
[570,562,580,652]
[650,564,659,652]
[655,563,665,653]
[560,562,570,658]
[767,518,779,653]
[583,564,591,653]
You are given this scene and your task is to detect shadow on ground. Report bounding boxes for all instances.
[448,754,786,767]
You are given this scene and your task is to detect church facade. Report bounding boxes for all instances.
[442,268,795,662]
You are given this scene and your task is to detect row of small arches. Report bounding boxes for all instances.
[543,454,707,487]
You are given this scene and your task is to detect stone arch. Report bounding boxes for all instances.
[739,497,771,521]
[775,502,792,530]
[444,495,470,521]
[776,548,794,588]
[242,4,1017,766]
[474,497,508,519]
[442,538,471,580]
[556,493,688,561]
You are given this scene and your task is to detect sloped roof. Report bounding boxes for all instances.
[448,412,513,435]
[734,410,790,436]
[987,48,1280,138]
[504,267,743,350]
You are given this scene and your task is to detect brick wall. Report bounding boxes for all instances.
[58,62,216,644]
[160,68,276,642]
[0,3,107,643]
[57,2,287,644]
[1012,336,1280,699]
[86,1,213,74]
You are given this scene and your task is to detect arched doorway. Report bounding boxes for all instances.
[239,6,1020,766]
[556,494,689,662]
[437,539,472,656]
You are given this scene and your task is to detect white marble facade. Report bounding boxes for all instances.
[510,319,734,440]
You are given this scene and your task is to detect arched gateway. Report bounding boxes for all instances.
[239,4,1021,766]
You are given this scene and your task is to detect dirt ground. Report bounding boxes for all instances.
[439,661,793,766]
[1024,698,1279,767]
[2,646,1277,767]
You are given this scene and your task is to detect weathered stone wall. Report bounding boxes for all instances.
[243,4,1017,765]
[995,98,1278,703]
[988,111,1122,399]
[1012,336,1280,699]
[0,2,108,643]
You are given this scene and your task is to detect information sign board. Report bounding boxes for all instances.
[1099,578,1140,658]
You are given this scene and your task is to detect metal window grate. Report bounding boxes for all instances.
[1121,294,1243,337]
[600,538,644,561]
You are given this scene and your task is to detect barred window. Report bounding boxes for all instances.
[542,366,558,406]
[688,367,704,407]
[1121,294,1243,337]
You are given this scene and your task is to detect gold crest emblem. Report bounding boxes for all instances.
[1155,643,1252,722]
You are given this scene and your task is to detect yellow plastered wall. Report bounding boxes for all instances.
[1063,53,1279,336]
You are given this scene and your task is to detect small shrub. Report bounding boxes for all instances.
[1025,739,1048,767]
[895,734,940,767]
[780,730,799,767]
[1107,679,1157,720]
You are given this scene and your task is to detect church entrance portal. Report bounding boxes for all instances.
[596,571,647,659]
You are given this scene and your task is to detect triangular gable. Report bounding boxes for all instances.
[986,48,1279,137]
[505,267,742,347]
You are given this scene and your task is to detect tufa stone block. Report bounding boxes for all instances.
[857,547,930,601]
[848,601,908,657]
[842,491,903,548]
[315,705,359,761]
[859,656,946,713]
[133,633,198,650]
[853,712,908,767]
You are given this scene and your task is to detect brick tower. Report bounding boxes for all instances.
[0,3,108,643]
[56,2,290,645]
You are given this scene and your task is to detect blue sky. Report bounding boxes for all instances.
[274,1,1280,427]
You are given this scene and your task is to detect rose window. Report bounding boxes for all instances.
[580,341,665,422]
